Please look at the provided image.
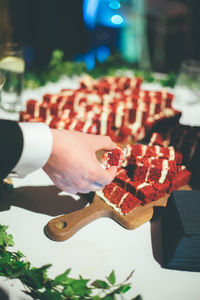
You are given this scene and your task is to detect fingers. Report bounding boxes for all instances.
[71,165,117,194]
[60,168,117,194]
[90,135,116,151]
[93,165,117,186]
[88,166,117,192]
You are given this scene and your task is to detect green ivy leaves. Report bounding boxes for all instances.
[24,50,176,89]
[0,224,141,300]
[0,225,14,247]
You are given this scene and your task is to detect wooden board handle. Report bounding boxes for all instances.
[45,195,112,241]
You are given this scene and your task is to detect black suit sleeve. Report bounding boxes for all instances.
[0,120,23,180]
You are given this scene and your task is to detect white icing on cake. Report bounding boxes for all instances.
[159,160,169,183]
[87,94,101,104]
[33,101,41,118]
[149,132,157,146]
[69,119,77,130]
[155,145,161,156]
[149,99,156,116]
[130,77,136,88]
[169,146,175,160]
[118,76,127,89]
[46,116,53,125]
[139,90,145,98]
[115,102,124,128]
[137,182,149,189]
[141,145,147,156]
[50,94,59,104]
[57,99,67,115]
[62,90,74,96]
[96,190,123,215]
[103,95,112,106]
[149,91,156,98]
[74,93,84,112]
[126,144,132,157]
[58,120,65,129]
[118,192,128,207]
[100,107,110,135]
[82,111,94,133]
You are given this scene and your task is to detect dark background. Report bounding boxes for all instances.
[8,0,88,68]
[4,0,200,73]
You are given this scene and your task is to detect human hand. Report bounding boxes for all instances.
[43,129,117,194]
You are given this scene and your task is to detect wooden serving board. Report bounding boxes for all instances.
[45,185,191,242]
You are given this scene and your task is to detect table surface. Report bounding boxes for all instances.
[0,77,200,300]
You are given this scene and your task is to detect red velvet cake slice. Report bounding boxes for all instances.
[126,143,182,164]
[119,193,142,214]
[148,132,170,147]
[102,145,126,168]
[168,167,191,193]
[103,182,117,199]
[114,168,130,189]
[130,144,148,157]
[136,183,156,203]
[126,180,139,195]
[147,159,177,184]
[126,181,156,203]
[110,186,127,206]
[97,182,142,214]
[152,182,170,200]
[131,157,152,182]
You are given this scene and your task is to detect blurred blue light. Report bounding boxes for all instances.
[96,46,110,63]
[111,14,123,25]
[84,52,95,70]
[83,0,124,28]
[109,1,121,10]
[83,0,99,28]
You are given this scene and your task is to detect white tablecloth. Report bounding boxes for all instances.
[0,77,200,300]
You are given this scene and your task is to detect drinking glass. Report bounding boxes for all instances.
[0,43,25,112]
[0,71,6,91]
[174,60,200,106]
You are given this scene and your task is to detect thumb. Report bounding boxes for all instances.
[90,135,116,151]
[93,164,117,186]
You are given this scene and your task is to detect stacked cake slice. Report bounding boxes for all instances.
[97,141,191,215]
[19,75,181,143]
[148,126,200,188]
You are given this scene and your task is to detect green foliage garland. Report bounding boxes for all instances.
[0,225,141,300]
[24,50,176,89]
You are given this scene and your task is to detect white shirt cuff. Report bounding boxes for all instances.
[11,122,53,178]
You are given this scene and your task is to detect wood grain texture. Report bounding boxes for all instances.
[45,185,191,242]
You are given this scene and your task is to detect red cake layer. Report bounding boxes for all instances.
[168,168,191,193]
[130,157,178,184]
[114,168,130,189]
[20,75,181,144]
[131,157,151,182]
[126,181,156,203]
[119,193,142,214]
[152,182,170,200]
[117,174,171,202]
[145,108,181,130]
[126,144,182,165]
[148,132,170,147]
[126,180,140,195]
[102,182,142,214]
[80,75,143,92]
[147,159,177,184]
[103,182,117,199]
[136,184,156,203]
[110,185,125,206]
[100,164,191,214]
[102,146,126,168]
